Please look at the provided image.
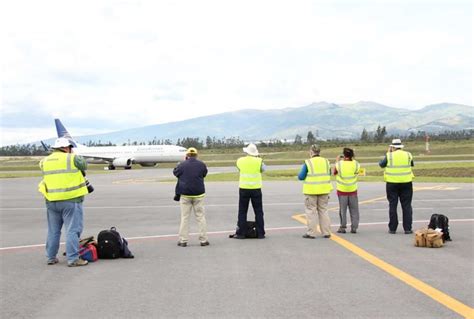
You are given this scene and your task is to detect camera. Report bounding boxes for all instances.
[85,178,94,193]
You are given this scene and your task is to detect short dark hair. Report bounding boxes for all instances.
[343,148,354,159]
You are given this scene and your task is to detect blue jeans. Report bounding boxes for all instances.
[45,200,83,263]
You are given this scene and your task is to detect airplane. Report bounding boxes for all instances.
[53,119,187,170]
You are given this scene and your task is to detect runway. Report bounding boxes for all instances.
[0,168,473,318]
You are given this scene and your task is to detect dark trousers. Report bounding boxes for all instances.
[386,182,413,231]
[237,188,265,237]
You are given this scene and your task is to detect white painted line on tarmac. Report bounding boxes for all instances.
[1,219,473,253]
[1,198,472,211]
[0,202,305,211]
[368,206,473,211]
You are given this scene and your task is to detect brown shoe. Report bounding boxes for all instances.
[68,258,88,267]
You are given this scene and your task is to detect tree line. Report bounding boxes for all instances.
[1,128,472,156]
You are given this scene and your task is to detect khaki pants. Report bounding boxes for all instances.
[304,194,331,236]
[179,197,208,243]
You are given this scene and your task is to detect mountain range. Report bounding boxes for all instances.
[46,101,474,144]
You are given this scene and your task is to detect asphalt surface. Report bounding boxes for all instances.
[0,167,473,318]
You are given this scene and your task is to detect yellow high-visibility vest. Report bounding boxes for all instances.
[38,152,88,201]
[237,156,263,189]
[303,156,333,195]
[384,150,414,183]
[336,160,359,192]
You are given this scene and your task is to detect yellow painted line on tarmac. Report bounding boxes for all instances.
[292,185,474,318]
[330,234,474,319]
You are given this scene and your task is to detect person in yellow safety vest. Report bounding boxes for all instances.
[379,138,415,234]
[334,148,360,234]
[38,137,90,267]
[234,143,266,239]
[298,144,333,239]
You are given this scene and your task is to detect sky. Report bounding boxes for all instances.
[0,0,472,146]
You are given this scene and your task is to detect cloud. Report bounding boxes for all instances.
[0,0,472,145]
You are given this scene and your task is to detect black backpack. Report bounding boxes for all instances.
[97,227,134,259]
[428,214,451,242]
[229,221,258,238]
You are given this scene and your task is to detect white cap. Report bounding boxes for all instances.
[52,137,74,149]
[243,143,259,156]
[390,138,404,149]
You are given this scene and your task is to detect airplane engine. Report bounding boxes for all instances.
[112,158,132,167]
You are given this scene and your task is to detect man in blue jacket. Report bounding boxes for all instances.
[173,147,209,247]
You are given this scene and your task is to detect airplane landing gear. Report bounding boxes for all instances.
[108,164,116,170]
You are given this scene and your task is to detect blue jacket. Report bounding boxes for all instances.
[173,157,208,196]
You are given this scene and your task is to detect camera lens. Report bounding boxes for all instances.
[85,179,94,193]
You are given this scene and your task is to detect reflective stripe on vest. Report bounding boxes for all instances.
[237,156,263,189]
[336,160,359,192]
[303,157,333,195]
[384,150,414,183]
[38,152,88,201]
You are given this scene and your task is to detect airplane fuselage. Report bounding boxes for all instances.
[74,145,187,167]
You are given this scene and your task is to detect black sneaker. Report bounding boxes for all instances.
[389,230,396,234]
[404,230,413,234]
[200,241,210,246]
[337,228,346,234]
[177,242,187,247]
[323,235,331,238]
[351,229,357,234]
[233,235,245,239]
[302,234,315,239]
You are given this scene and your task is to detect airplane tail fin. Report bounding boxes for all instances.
[54,119,79,147]
[40,141,50,152]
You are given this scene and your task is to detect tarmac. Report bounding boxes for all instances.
[0,167,473,318]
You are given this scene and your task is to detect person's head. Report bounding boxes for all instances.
[243,143,259,156]
[186,147,198,158]
[389,138,404,151]
[52,137,74,153]
[343,147,354,160]
[310,144,320,157]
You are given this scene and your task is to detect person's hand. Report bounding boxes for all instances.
[388,147,392,153]
[336,155,341,162]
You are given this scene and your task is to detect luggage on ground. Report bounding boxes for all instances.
[79,243,98,262]
[97,227,134,259]
[229,221,258,238]
[414,228,444,248]
[428,214,451,242]
[426,232,444,248]
[414,229,427,247]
